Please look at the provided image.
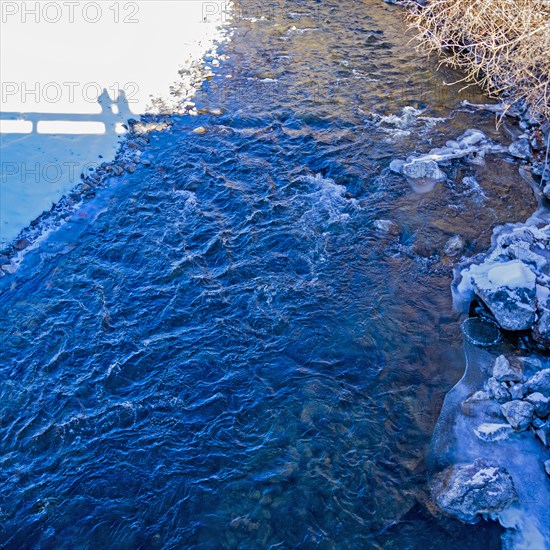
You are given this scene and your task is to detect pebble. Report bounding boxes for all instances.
[193,126,208,134]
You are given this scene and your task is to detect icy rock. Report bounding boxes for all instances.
[493,355,523,383]
[544,460,550,477]
[431,459,517,522]
[401,159,446,182]
[474,423,515,442]
[525,369,550,397]
[473,261,537,331]
[525,393,550,418]
[444,235,465,257]
[535,421,550,447]
[543,183,550,201]
[508,138,531,160]
[487,377,512,403]
[500,400,534,431]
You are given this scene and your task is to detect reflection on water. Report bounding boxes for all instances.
[0,0,536,547]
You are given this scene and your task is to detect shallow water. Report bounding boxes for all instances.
[0,0,537,547]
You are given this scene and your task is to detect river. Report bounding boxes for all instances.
[0,0,538,547]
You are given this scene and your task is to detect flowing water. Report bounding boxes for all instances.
[0,0,538,547]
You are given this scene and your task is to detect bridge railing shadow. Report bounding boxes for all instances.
[0,89,135,135]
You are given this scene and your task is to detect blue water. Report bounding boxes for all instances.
[0,0,536,547]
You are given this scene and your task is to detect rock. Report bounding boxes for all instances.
[525,392,550,418]
[533,308,550,349]
[487,377,511,403]
[533,417,546,428]
[124,163,137,174]
[444,235,465,257]
[474,423,515,442]
[14,238,31,251]
[401,159,446,182]
[535,421,550,446]
[508,138,531,160]
[493,355,523,382]
[373,219,401,236]
[112,164,124,176]
[544,459,550,477]
[525,369,550,397]
[543,183,550,201]
[473,261,537,331]
[193,126,207,134]
[508,384,526,400]
[500,400,534,431]
[141,159,151,167]
[431,459,517,522]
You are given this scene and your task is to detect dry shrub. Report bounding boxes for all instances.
[408,0,550,119]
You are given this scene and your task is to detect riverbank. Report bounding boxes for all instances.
[397,0,550,545]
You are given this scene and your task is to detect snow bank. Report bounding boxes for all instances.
[1,0,230,245]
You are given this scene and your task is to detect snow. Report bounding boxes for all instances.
[487,261,536,290]
[1,1,230,245]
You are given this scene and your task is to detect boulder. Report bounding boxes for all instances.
[431,459,517,522]
[525,392,550,418]
[500,400,534,431]
[493,355,523,383]
[472,261,537,331]
[525,369,550,397]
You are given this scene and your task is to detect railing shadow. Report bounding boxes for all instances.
[0,89,135,135]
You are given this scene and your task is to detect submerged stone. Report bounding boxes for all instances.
[461,317,501,347]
